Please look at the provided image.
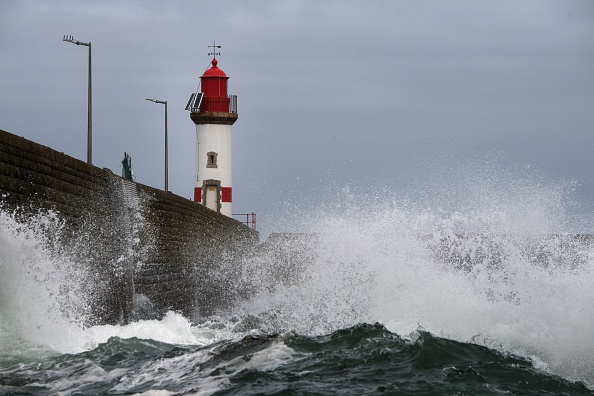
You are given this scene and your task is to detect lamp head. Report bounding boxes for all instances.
[146,98,166,104]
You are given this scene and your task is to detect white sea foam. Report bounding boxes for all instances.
[84,312,204,350]
[0,209,93,354]
[40,364,128,395]
[2,160,594,386]
[0,209,190,355]
[235,167,594,385]
[110,347,218,393]
[234,341,298,372]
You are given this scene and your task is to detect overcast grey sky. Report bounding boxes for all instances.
[1,1,593,236]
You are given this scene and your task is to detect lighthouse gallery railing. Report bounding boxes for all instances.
[187,94,237,114]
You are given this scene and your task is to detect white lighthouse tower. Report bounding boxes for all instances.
[188,49,238,217]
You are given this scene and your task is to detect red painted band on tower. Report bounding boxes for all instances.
[221,187,232,202]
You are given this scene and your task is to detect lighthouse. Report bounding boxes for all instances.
[187,48,238,217]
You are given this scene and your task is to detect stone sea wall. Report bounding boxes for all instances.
[0,128,258,325]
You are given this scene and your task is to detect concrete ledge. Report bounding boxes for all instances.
[190,111,238,125]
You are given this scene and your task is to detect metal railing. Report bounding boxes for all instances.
[228,94,237,114]
[233,212,256,230]
[186,93,237,114]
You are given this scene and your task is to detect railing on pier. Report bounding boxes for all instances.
[233,212,256,231]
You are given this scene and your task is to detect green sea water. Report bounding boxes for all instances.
[0,320,591,395]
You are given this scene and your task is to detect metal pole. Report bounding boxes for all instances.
[87,42,92,165]
[63,35,92,164]
[164,101,168,192]
[145,98,168,192]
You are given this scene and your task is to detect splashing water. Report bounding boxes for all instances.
[0,209,96,354]
[234,175,594,384]
[0,209,226,356]
[2,162,594,391]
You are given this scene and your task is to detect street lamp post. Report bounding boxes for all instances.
[63,35,92,165]
[145,99,168,192]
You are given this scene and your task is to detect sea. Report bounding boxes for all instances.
[1,178,594,395]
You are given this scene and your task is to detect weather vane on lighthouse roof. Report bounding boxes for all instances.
[208,39,221,59]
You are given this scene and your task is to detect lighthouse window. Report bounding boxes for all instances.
[207,151,218,168]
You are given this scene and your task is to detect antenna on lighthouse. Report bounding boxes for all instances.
[208,39,221,59]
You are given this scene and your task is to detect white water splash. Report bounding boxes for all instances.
[235,173,594,385]
[83,311,239,350]
[0,207,237,355]
[2,159,594,386]
[0,209,92,354]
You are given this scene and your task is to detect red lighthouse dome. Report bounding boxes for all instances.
[199,58,230,113]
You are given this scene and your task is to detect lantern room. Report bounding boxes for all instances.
[199,58,230,113]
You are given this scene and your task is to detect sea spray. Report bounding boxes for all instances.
[2,157,594,392]
[0,177,157,354]
[0,209,94,354]
[232,175,594,385]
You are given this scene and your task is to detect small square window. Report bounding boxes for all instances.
[206,151,218,168]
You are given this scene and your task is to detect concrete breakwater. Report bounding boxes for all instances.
[0,128,258,325]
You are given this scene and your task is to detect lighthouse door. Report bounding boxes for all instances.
[204,184,220,212]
